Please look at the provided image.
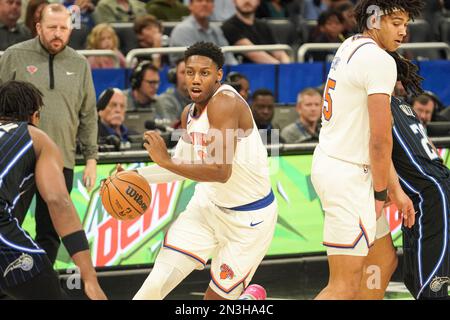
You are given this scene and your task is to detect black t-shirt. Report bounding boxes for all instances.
[221,15,277,62]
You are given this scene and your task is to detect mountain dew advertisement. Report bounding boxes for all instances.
[21,150,450,270]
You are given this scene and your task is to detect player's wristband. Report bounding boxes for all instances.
[62,230,90,257]
[374,189,388,202]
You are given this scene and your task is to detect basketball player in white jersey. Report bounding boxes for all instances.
[130,42,277,300]
[311,0,423,299]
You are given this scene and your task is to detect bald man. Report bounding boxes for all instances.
[0,3,98,266]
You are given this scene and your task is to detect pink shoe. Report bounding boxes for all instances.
[238,284,267,300]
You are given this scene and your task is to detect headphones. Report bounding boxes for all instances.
[168,58,185,85]
[130,61,154,90]
[225,71,242,83]
[97,88,115,111]
[225,71,245,92]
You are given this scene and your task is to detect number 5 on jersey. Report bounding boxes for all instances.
[323,78,336,121]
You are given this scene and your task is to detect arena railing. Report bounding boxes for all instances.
[125,44,295,67]
[78,137,450,165]
[297,42,450,62]
[76,49,120,67]
[0,50,120,65]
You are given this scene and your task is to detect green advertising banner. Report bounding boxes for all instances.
[21,149,450,270]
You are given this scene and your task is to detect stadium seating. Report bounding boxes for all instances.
[265,19,299,47]
[68,24,90,50]
[408,19,432,42]
[111,23,139,55]
[273,104,297,129]
[440,17,450,43]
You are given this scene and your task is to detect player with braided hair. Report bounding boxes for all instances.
[385,52,450,300]
[311,0,424,299]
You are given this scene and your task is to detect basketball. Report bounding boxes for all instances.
[100,170,152,220]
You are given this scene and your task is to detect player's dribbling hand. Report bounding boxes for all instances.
[113,163,125,175]
[84,278,108,300]
[143,131,171,167]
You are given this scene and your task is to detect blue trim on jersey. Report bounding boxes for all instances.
[398,175,425,289]
[0,233,45,254]
[393,125,448,299]
[227,190,274,211]
[0,124,28,167]
[7,185,43,252]
[18,173,34,189]
[0,140,32,189]
[347,42,376,63]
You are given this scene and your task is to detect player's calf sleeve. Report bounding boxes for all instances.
[133,261,185,300]
[133,249,199,300]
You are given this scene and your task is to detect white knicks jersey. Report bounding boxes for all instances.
[318,35,397,165]
[185,84,272,208]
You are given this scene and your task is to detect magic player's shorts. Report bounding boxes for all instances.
[402,181,450,299]
[0,208,47,291]
[161,188,278,299]
[311,146,377,257]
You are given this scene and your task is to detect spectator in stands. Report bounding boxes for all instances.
[97,88,137,146]
[210,0,235,21]
[335,1,356,37]
[256,0,289,19]
[169,0,237,65]
[412,93,446,128]
[307,9,344,61]
[281,87,322,143]
[24,0,47,37]
[0,0,31,51]
[303,0,328,20]
[182,0,236,21]
[125,61,160,111]
[63,0,96,30]
[134,14,164,68]
[221,0,291,64]
[154,58,191,126]
[86,23,126,68]
[0,4,98,265]
[93,0,146,24]
[251,89,283,145]
[146,0,190,21]
[309,9,344,42]
[224,71,251,101]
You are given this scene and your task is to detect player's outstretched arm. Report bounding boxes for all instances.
[29,126,107,300]
[122,105,192,184]
[143,93,239,183]
[368,93,393,218]
[387,161,415,228]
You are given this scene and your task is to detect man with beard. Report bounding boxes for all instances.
[0,3,98,267]
[221,0,291,64]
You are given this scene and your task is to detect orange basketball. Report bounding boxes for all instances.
[100,170,152,220]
